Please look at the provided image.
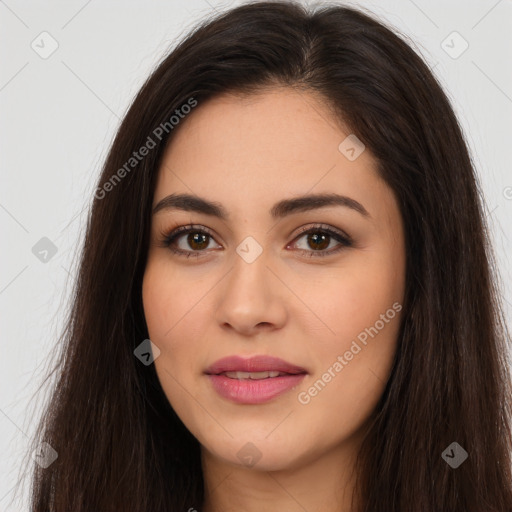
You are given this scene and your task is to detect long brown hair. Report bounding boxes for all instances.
[18,1,512,510]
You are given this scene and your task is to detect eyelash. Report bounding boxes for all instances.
[158,223,353,259]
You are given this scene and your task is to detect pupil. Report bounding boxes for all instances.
[308,233,329,250]
[188,233,208,250]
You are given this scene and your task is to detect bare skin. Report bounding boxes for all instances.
[142,87,406,512]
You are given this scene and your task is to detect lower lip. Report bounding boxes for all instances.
[206,373,307,404]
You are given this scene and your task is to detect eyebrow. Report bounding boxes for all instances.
[152,192,370,220]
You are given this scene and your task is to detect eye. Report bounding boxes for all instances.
[158,224,220,258]
[158,223,353,259]
[288,224,353,258]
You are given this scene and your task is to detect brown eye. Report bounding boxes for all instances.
[185,232,210,251]
[160,225,220,258]
[304,232,331,251]
[290,225,353,258]
[160,223,353,259]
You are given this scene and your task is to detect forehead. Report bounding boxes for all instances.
[153,88,385,217]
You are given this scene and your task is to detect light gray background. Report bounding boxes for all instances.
[1,0,511,509]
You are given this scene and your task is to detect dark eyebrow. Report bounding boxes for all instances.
[152,192,370,219]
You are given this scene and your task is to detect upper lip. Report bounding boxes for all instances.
[204,355,308,375]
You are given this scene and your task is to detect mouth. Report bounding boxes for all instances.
[204,354,308,376]
[217,370,302,379]
[204,355,308,404]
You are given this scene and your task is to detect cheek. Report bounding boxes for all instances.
[143,297,219,452]
[294,252,402,423]
[142,262,170,339]
[142,260,213,391]
[298,305,401,438]
[142,260,208,342]
[142,264,200,416]
[299,253,403,347]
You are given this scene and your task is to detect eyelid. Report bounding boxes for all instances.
[291,223,352,243]
[158,223,221,251]
[159,222,353,258]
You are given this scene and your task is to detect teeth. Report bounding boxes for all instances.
[223,370,282,379]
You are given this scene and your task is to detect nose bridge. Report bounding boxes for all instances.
[215,235,287,332]
[226,235,272,302]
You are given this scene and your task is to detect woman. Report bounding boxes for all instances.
[23,1,512,510]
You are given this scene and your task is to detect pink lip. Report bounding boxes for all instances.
[204,355,307,405]
[204,355,307,375]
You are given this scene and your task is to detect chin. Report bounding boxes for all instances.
[202,435,310,472]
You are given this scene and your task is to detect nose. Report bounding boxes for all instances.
[214,247,288,337]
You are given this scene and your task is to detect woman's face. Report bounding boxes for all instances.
[142,87,406,471]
